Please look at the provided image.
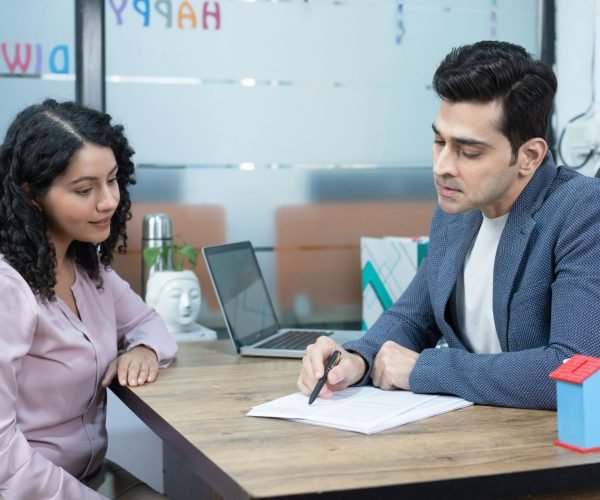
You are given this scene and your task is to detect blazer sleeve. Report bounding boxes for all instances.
[345,180,600,409]
[409,185,600,409]
[343,256,443,385]
[0,271,106,499]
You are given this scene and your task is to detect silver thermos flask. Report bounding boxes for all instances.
[141,213,174,299]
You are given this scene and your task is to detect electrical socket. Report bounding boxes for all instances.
[567,118,600,159]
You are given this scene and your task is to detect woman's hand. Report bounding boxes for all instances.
[101,345,159,388]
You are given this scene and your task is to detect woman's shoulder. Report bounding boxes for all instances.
[0,256,38,311]
[0,255,29,285]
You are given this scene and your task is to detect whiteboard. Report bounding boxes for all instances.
[105,0,539,167]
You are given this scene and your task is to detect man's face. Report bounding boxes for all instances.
[432,100,525,218]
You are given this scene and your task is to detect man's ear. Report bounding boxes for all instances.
[518,138,548,177]
[21,182,41,210]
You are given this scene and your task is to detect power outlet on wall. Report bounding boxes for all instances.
[567,118,600,159]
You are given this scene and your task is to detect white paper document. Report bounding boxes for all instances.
[247,387,473,434]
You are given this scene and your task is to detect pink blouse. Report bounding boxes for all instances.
[0,257,177,498]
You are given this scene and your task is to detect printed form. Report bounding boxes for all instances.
[247,386,472,434]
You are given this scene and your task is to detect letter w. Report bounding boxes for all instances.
[1,43,32,73]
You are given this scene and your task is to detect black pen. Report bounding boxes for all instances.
[308,350,342,405]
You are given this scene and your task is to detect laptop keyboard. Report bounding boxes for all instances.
[259,330,332,350]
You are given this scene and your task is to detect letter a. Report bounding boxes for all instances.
[178,1,197,29]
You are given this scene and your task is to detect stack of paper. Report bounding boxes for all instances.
[247,387,472,434]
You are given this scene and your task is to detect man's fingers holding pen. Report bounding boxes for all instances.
[298,337,340,396]
[298,337,367,399]
[327,350,368,393]
[306,337,339,378]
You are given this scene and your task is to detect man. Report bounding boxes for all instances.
[297,41,600,410]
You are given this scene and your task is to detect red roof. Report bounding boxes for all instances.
[549,355,600,384]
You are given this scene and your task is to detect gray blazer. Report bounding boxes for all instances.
[345,153,600,409]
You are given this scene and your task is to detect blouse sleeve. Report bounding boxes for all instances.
[103,267,177,367]
[0,270,106,499]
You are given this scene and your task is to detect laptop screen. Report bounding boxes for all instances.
[204,242,279,347]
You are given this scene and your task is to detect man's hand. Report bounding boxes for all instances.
[372,341,419,390]
[101,345,159,388]
[297,336,367,400]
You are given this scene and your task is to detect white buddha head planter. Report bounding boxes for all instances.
[145,270,201,334]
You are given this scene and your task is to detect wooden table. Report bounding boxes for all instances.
[111,341,600,499]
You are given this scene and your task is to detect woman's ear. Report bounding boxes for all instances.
[21,182,42,211]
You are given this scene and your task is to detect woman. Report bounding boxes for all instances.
[0,100,177,498]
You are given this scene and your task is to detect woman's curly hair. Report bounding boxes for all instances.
[0,99,136,300]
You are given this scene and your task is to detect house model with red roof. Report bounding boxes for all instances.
[549,354,600,453]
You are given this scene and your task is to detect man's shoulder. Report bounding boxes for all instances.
[546,167,600,209]
[530,170,600,235]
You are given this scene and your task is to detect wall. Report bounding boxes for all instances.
[555,0,600,177]
[0,1,75,138]
[104,0,539,167]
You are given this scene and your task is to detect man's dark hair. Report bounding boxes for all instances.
[0,99,136,300]
[433,40,557,157]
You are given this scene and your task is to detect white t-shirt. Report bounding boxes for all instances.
[454,212,509,354]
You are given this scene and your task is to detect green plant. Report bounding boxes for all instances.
[143,241,198,271]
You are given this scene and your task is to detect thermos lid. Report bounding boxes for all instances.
[142,213,173,240]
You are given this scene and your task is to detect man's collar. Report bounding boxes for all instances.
[509,152,557,220]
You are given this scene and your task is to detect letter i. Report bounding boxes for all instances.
[35,44,43,74]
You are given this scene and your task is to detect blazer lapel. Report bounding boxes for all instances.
[492,153,558,351]
[434,211,482,330]
[493,215,535,351]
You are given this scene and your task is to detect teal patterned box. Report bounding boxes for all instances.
[361,236,429,331]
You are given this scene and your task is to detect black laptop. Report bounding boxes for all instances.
[203,241,363,358]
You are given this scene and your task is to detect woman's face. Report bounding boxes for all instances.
[37,143,120,254]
